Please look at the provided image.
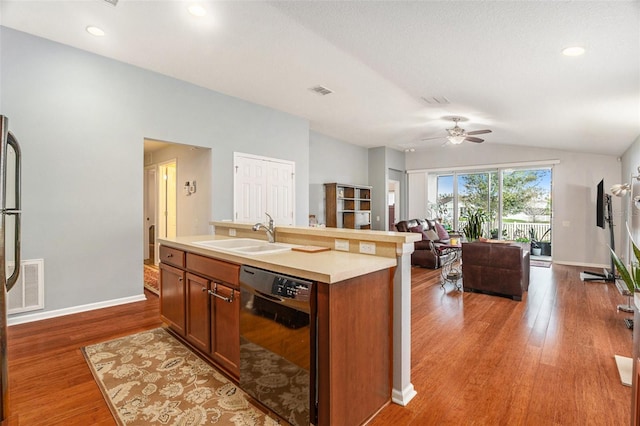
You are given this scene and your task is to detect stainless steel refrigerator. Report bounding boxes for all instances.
[0,115,22,421]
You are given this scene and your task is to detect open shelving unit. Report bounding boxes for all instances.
[324,183,372,229]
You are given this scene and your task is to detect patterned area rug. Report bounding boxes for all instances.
[82,328,281,425]
[144,265,159,295]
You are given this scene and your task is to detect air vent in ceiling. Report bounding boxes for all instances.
[421,96,450,105]
[102,0,118,6]
[309,85,334,96]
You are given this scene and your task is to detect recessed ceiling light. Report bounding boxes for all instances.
[562,46,585,57]
[188,4,207,17]
[86,26,105,37]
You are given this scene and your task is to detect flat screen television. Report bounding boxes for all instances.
[596,179,605,228]
[583,178,615,281]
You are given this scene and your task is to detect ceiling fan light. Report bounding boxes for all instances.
[448,135,466,145]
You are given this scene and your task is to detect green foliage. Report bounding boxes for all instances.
[529,228,540,248]
[610,225,640,293]
[460,170,547,218]
[461,208,488,241]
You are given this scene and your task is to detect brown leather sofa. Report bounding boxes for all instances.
[462,241,530,301]
[395,219,455,269]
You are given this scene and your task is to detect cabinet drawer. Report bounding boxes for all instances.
[187,253,240,286]
[160,245,185,268]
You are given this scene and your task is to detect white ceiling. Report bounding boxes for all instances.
[1,0,639,155]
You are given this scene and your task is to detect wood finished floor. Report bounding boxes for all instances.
[5,264,633,425]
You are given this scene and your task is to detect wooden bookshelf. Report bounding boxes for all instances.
[324,183,372,229]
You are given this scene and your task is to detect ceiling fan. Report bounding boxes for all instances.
[422,117,492,144]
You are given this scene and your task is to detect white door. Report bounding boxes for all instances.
[234,153,294,225]
[144,166,157,262]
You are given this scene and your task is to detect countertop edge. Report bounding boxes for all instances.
[158,235,396,283]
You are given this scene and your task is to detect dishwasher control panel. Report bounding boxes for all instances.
[272,276,311,301]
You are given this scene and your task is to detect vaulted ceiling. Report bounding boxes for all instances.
[1,0,638,155]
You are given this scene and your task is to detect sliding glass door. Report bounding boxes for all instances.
[458,171,499,238]
[431,166,552,256]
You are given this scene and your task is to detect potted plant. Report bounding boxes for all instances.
[610,226,640,293]
[529,228,542,256]
[461,208,487,241]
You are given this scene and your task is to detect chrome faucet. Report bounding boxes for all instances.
[252,213,275,243]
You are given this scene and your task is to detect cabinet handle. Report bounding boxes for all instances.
[202,287,208,292]
[166,253,173,258]
[208,282,235,303]
[178,277,183,282]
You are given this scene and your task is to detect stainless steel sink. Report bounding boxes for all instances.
[193,238,293,255]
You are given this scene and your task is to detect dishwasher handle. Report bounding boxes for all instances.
[254,288,284,303]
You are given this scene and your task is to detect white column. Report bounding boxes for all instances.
[391,242,417,405]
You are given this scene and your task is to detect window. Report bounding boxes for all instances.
[428,167,552,253]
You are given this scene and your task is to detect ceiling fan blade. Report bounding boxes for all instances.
[465,136,484,143]
[466,129,492,136]
[421,136,445,141]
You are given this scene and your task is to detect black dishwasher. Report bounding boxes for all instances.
[239,265,316,426]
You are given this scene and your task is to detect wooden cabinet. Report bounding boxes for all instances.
[186,273,210,353]
[210,281,240,376]
[160,262,186,336]
[160,246,241,379]
[324,183,372,229]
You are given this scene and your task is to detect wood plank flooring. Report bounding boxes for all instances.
[5,264,633,425]
[370,264,632,426]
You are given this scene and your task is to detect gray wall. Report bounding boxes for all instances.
[405,143,622,268]
[309,131,368,225]
[1,27,310,317]
[619,135,640,263]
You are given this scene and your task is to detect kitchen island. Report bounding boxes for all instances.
[159,227,418,426]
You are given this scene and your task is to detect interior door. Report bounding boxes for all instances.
[144,166,157,262]
[157,161,177,263]
[234,154,294,225]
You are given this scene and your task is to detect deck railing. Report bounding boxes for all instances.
[456,221,550,241]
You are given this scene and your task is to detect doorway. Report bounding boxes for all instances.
[158,160,178,244]
[388,179,400,230]
[144,166,157,265]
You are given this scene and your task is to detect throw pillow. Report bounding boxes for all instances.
[425,229,440,241]
[433,222,450,241]
[408,225,423,234]
[409,225,439,241]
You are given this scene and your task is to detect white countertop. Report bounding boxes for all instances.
[158,235,397,283]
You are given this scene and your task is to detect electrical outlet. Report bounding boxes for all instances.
[359,241,376,255]
[229,228,237,236]
[335,239,349,251]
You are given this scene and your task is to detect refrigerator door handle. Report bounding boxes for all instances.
[5,133,21,292]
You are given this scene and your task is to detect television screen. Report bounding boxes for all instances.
[596,179,604,228]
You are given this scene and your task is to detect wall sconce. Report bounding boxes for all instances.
[184,180,196,196]
[611,166,640,209]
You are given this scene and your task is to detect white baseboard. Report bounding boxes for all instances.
[7,293,147,326]
[552,260,609,269]
[391,383,417,406]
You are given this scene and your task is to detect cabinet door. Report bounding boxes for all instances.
[160,263,186,335]
[210,281,240,377]
[186,273,211,353]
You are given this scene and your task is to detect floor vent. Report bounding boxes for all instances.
[7,259,44,315]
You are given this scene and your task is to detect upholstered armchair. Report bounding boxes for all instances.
[462,241,530,301]
[395,219,455,269]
